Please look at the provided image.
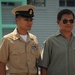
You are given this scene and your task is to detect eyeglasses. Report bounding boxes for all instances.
[63,19,74,24]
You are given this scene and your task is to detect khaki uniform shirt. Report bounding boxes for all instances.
[0,28,40,75]
[38,30,75,75]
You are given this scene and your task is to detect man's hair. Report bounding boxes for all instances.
[57,9,75,21]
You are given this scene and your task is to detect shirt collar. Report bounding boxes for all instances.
[10,28,20,40]
[54,30,75,37]
[11,28,34,42]
[54,30,62,36]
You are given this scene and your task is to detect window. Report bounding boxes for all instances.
[27,0,45,7]
[0,0,26,39]
[1,2,21,24]
[59,0,75,7]
[2,2,15,6]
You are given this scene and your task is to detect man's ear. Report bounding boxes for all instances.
[16,18,18,22]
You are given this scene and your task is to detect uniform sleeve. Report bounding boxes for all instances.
[38,38,52,68]
[0,37,9,64]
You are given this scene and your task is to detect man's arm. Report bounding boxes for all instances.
[0,62,6,75]
[41,67,47,75]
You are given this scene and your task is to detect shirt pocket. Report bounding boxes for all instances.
[30,47,39,64]
[9,49,25,66]
[31,49,37,55]
[11,49,25,55]
[31,45,38,56]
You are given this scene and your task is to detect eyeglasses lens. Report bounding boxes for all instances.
[63,19,74,24]
[69,19,74,23]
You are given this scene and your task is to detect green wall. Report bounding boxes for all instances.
[0,0,27,40]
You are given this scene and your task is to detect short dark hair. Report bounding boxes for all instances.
[57,9,75,21]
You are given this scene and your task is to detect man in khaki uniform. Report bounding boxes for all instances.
[0,5,40,75]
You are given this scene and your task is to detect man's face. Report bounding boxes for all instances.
[57,14,75,33]
[16,17,33,31]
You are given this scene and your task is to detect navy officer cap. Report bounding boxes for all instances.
[11,5,36,18]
